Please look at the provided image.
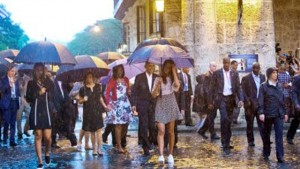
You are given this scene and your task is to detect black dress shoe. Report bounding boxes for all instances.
[18,133,23,139]
[211,134,220,140]
[223,148,231,155]
[24,131,31,137]
[277,158,285,163]
[287,139,294,145]
[143,148,150,156]
[248,142,255,147]
[199,133,208,139]
[10,142,18,147]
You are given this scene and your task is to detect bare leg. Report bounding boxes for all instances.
[43,129,52,156]
[115,124,124,153]
[166,121,175,155]
[96,129,102,153]
[90,132,96,154]
[85,132,90,149]
[157,122,165,156]
[77,129,85,145]
[35,130,43,164]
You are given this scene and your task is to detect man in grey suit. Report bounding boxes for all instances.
[209,57,243,155]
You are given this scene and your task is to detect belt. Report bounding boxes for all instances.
[222,94,233,97]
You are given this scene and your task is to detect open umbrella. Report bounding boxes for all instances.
[0,49,19,60]
[134,37,188,52]
[56,55,110,83]
[14,41,76,65]
[0,57,14,78]
[97,52,125,64]
[108,58,145,79]
[16,64,59,75]
[128,44,194,68]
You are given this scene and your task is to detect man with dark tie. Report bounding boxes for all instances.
[0,65,20,146]
[197,61,220,140]
[178,67,193,126]
[209,57,243,155]
[132,62,157,155]
[241,63,265,147]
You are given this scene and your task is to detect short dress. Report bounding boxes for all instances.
[153,77,183,124]
[105,80,133,124]
[79,83,104,132]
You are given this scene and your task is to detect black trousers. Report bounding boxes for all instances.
[183,92,192,125]
[103,123,127,146]
[245,107,264,144]
[262,117,284,160]
[63,103,78,146]
[3,99,19,143]
[287,110,300,140]
[198,108,217,136]
[219,95,235,148]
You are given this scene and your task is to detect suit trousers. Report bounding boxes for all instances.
[245,107,264,144]
[262,117,284,160]
[16,103,31,134]
[3,99,19,143]
[287,110,300,140]
[198,108,217,136]
[219,95,235,148]
[183,92,192,125]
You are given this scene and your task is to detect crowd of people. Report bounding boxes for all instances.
[0,46,300,168]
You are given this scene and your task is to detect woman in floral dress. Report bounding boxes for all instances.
[105,65,133,153]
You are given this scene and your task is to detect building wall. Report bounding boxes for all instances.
[273,0,300,54]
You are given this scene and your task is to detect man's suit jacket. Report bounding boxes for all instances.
[292,75,300,115]
[177,72,193,110]
[210,69,243,107]
[0,76,20,110]
[131,72,157,108]
[241,73,266,110]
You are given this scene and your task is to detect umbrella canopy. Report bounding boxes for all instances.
[56,55,110,83]
[0,57,15,78]
[97,52,125,64]
[108,58,145,79]
[128,44,194,68]
[14,41,76,65]
[16,64,59,75]
[0,49,19,60]
[134,37,188,52]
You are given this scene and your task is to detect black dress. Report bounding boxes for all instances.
[79,83,104,132]
[26,78,55,130]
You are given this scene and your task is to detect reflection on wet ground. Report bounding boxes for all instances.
[0,129,299,168]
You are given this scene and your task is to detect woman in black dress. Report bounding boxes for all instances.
[26,63,55,169]
[77,72,107,155]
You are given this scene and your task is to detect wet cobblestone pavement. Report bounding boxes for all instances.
[1,128,299,169]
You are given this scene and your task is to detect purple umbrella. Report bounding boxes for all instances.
[134,37,188,52]
[0,49,19,60]
[108,58,145,79]
[128,44,194,68]
[14,41,76,65]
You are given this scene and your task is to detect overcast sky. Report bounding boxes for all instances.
[0,0,114,44]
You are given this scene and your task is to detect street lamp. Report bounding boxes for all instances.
[155,0,164,12]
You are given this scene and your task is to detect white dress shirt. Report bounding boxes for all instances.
[222,69,233,96]
[146,72,153,92]
[252,72,261,98]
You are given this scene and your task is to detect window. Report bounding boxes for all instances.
[123,23,130,52]
[149,0,163,37]
[137,6,146,43]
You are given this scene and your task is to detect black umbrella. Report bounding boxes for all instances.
[0,49,19,60]
[14,41,76,65]
[56,55,110,83]
[134,37,188,52]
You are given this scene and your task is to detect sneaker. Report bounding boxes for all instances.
[167,155,174,164]
[45,156,50,166]
[158,155,165,164]
[76,144,82,151]
[37,163,43,169]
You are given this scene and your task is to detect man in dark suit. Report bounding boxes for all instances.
[132,62,157,155]
[241,62,265,147]
[0,65,20,146]
[197,61,220,140]
[209,57,243,155]
[178,68,193,126]
[286,73,300,145]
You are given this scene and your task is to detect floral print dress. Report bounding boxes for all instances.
[105,80,133,124]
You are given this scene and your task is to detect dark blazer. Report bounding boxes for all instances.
[177,72,193,110]
[241,72,266,110]
[292,75,300,106]
[131,72,157,107]
[52,80,70,114]
[210,69,243,107]
[192,74,207,112]
[0,76,20,110]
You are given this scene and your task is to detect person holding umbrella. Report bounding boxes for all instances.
[77,72,107,156]
[151,60,182,165]
[105,64,134,154]
[26,63,55,169]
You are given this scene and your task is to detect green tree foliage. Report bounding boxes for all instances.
[0,5,29,50]
[67,19,123,56]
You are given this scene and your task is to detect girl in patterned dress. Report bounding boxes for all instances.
[105,65,133,153]
[151,60,182,165]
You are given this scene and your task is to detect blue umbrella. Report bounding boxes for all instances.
[134,37,188,52]
[97,52,125,64]
[128,44,194,68]
[14,41,76,65]
[56,55,110,83]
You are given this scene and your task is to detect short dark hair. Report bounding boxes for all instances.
[231,60,238,65]
[266,67,277,79]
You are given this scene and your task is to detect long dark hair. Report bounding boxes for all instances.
[33,63,45,83]
[84,72,95,85]
[161,60,175,84]
[112,64,125,79]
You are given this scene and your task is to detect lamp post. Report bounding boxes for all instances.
[155,0,164,37]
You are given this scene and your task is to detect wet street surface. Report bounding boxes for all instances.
[0,122,300,169]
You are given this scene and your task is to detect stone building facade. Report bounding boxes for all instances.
[114,0,300,78]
